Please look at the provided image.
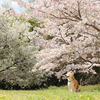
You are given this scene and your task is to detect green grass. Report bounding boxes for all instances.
[0,84,100,100]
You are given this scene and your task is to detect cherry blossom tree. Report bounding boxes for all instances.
[2,0,100,85]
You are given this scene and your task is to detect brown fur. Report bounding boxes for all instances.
[66,71,81,92]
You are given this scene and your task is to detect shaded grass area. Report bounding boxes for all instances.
[0,84,100,100]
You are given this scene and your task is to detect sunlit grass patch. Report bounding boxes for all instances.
[81,84,100,92]
[0,84,100,100]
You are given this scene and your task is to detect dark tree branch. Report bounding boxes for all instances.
[58,9,81,21]
[59,32,69,45]
[77,1,82,18]
[85,23,100,32]
[79,56,93,63]
[63,8,82,21]
[50,13,78,22]
[84,32,99,39]
[0,62,16,73]
[0,58,25,73]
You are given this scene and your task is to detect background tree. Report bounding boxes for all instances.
[0,10,49,89]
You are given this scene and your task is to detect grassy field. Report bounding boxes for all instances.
[0,84,100,100]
